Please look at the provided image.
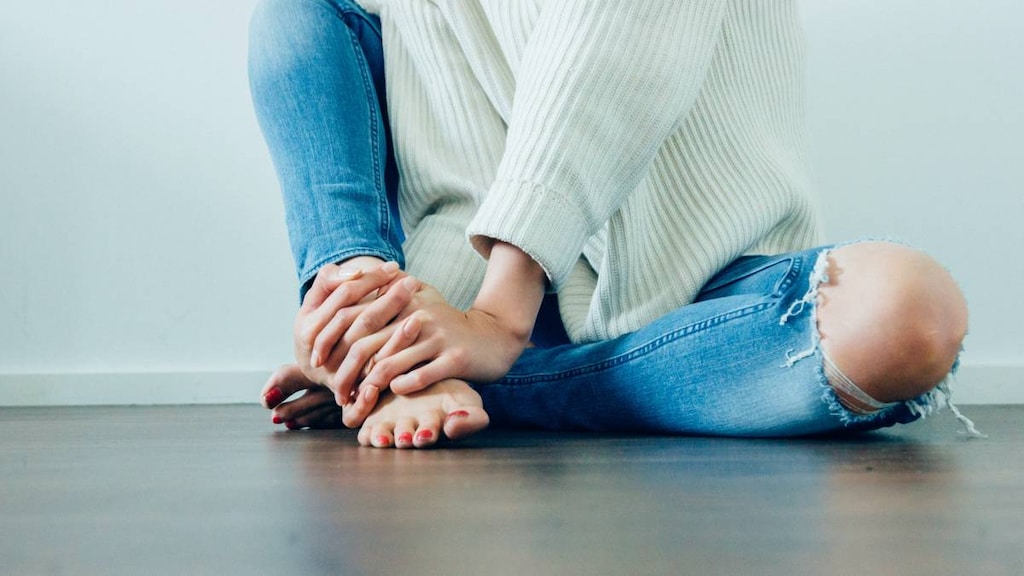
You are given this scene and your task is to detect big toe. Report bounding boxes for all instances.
[442,406,489,440]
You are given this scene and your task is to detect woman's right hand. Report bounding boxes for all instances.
[292,258,419,405]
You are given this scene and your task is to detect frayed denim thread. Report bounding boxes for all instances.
[778,242,986,438]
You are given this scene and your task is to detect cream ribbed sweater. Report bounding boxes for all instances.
[359,0,820,343]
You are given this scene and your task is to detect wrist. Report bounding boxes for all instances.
[471,241,546,343]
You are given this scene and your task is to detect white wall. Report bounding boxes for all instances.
[0,1,1020,405]
[0,1,296,402]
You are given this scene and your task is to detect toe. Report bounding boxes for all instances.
[292,404,342,430]
[442,406,490,440]
[413,415,442,448]
[370,422,395,448]
[357,424,373,446]
[393,417,417,449]
[262,364,318,409]
[272,387,336,426]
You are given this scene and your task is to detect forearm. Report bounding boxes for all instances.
[467,1,726,291]
[471,241,546,345]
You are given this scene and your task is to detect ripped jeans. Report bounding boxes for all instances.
[247,0,959,437]
[483,246,957,436]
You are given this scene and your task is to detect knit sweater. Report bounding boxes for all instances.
[359,0,821,343]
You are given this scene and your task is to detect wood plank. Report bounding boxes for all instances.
[1,404,1021,575]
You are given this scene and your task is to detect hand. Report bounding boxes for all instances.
[335,280,530,427]
[293,259,416,398]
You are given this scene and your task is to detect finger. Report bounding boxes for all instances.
[345,340,442,427]
[300,263,345,312]
[377,270,416,297]
[261,364,320,409]
[297,262,401,350]
[310,303,368,368]
[302,263,377,312]
[342,379,382,428]
[359,331,437,393]
[333,330,395,405]
[315,276,416,370]
[340,276,419,352]
[389,354,461,395]
[271,385,336,424]
[377,314,422,359]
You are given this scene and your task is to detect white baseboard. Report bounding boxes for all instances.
[0,364,1018,407]
[949,364,1023,404]
[0,370,270,407]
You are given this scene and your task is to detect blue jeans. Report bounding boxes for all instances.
[248,0,941,436]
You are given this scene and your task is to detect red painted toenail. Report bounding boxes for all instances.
[376,435,390,445]
[448,410,470,419]
[264,387,285,408]
[416,430,434,441]
[398,433,413,443]
[272,415,283,425]
[285,420,298,430]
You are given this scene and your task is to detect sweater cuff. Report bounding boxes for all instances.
[466,179,592,291]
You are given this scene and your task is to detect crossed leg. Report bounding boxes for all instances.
[815,241,968,413]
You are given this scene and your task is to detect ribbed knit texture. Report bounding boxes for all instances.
[360,0,821,342]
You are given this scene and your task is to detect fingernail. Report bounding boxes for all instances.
[337,267,363,281]
[415,430,434,441]
[402,317,419,337]
[363,385,378,403]
[397,432,413,444]
[380,261,400,274]
[285,420,299,430]
[401,276,418,291]
[264,387,285,408]
[272,415,283,425]
[310,350,321,368]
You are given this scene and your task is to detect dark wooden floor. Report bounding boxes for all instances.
[1,405,1021,576]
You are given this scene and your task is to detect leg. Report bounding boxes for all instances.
[250,0,404,428]
[815,242,968,411]
[248,0,403,302]
[476,244,964,437]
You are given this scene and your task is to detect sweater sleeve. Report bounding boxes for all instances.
[465,0,727,290]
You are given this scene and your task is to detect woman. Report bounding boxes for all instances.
[248,0,976,449]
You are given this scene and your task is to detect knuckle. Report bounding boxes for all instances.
[299,321,316,347]
[448,347,468,368]
[334,283,356,305]
[356,311,379,333]
[350,340,374,362]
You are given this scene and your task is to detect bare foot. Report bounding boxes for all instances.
[262,364,342,429]
[356,379,489,449]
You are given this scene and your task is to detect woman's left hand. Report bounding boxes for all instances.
[334,279,530,427]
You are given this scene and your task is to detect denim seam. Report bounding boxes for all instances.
[772,256,801,297]
[325,0,394,258]
[499,301,775,385]
[348,32,391,250]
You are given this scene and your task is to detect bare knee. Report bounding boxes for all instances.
[816,242,967,409]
